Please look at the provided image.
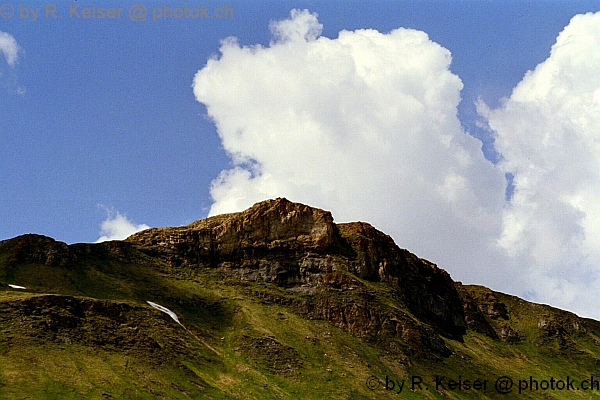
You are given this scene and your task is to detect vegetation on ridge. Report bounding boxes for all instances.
[0,198,599,399]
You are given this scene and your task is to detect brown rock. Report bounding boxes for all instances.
[129,198,467,349]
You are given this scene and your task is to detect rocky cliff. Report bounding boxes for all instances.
[128,198,466,352]
[1,198,598,399]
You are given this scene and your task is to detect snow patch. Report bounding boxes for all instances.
[146,301,181,325]
[8,284,26,289]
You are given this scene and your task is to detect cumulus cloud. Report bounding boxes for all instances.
[194,8,600,318]
[96,207,150,243]
[479,11,600,316]
[0,31,20,67]
[193,9,508,289]
[0,31,25,95]
[269,8,323,43]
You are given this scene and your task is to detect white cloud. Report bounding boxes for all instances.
[479,11,600,317]
[0,31,20,67]
[269,8,323,43]
[96,207,150,243]
[194,10,509,291]
[0,31,25,95]
[193,8,600,319]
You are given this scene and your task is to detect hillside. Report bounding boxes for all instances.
[1,198,599,399]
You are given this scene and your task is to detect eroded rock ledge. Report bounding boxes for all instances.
[1,198,593,360]
[128,198,467,351]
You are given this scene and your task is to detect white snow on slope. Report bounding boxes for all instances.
[8,284,26,289]
[146,301,182,325]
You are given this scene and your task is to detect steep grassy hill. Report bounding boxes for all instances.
[0,198,599,399]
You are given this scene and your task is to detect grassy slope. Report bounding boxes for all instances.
[0,240,599,399]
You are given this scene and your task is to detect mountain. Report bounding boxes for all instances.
[1,197,599,399]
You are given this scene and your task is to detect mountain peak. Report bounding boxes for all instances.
[1,198,598,398]
[128,197,343,257]
[128,198,467,343]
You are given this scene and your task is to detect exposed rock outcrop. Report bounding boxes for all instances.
[0,234,146,270]
[2,198,592,362]
[0,294,180,355]
[456,284,590,348]
[1,234,76,268]
[128,198,347,281]
[4,198,600,398]
[128,198,466,351]
[337,222,466,339]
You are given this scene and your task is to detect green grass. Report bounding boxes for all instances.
[2,238,600,399]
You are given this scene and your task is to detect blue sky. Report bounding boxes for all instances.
[3,1,600,317]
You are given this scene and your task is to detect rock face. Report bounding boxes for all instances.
[0,198,587,362]
[3,234,76,268]
[0,295,163,350]
[0,234,144,269]
[456,284,589,348]
[128,198,467,353]
[337,222,466,339]
[3,198,600,398]
[128,198,346,275]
